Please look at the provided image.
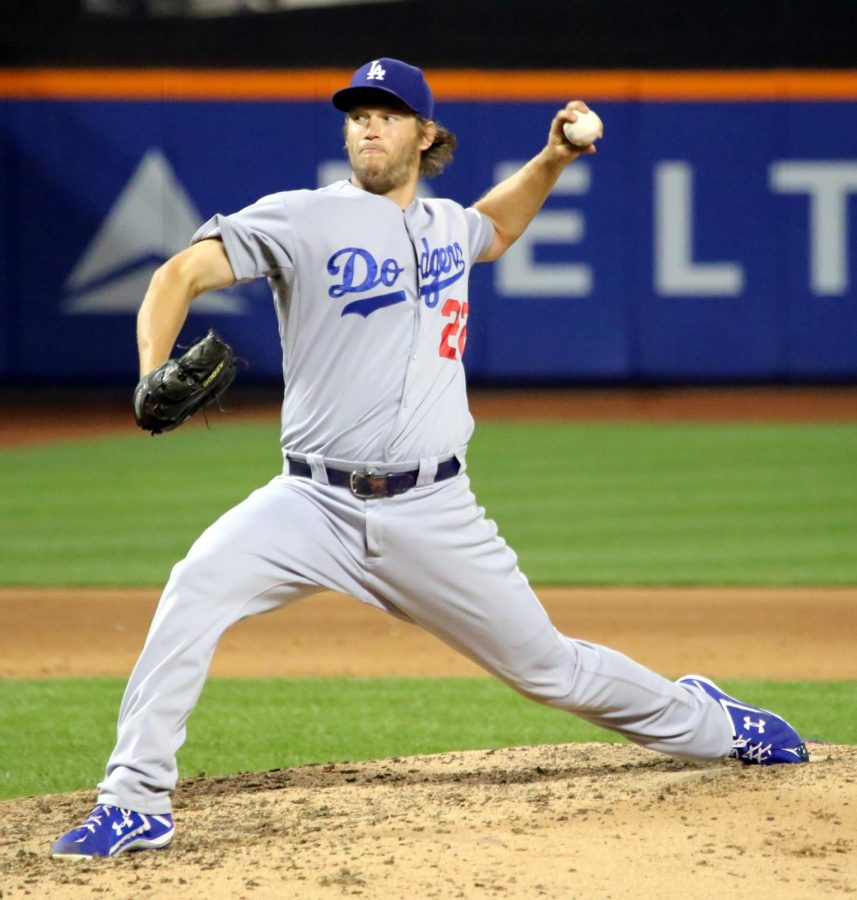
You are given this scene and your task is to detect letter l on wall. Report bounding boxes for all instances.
[654,161,744,296]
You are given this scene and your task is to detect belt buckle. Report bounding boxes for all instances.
[349,467,392,499]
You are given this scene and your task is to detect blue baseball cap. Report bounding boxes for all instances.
[332,58,434,120]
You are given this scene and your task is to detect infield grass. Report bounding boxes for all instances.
[1,677,853,800]
[2,420,857,585]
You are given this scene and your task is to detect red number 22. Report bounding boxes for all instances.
[439,298,468,360]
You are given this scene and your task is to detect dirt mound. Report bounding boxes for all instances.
[4,742,855,899]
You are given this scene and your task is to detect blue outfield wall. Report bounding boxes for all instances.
[1,97,856,382]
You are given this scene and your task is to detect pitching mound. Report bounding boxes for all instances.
[4,742,855,899]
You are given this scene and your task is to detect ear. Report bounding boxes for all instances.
[419,120,436,152]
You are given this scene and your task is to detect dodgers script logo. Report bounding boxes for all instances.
[418,238,465,309]
[327,239,466,317]
[327,248,405,317]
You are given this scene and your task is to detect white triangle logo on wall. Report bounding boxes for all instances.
[63,149,245,315]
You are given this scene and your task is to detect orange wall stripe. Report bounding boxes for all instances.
[2,69,857,101]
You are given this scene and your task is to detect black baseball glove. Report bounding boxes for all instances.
[133,329,238,435]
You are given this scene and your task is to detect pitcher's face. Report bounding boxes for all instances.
[345,106,431,196]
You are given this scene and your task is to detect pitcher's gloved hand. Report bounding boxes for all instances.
[133,329,238,435]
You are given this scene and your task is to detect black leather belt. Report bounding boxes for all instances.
[288,456,460,499]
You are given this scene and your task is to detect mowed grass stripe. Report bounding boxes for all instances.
[1,677,853,800]
[470,423,857,584]
[1,421,856,585]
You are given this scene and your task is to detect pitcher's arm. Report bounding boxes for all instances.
[137,239,236,377]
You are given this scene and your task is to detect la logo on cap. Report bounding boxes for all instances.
[332,58,434,119]
[366,60,386,81]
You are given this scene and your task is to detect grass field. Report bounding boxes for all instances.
[2,420,856,585]
[1,419,855,801]
[2,677,853,800]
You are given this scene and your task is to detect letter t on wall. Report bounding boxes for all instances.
[770,162,857,296]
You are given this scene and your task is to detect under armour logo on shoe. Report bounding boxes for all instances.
[111,809,134,836]
[743,716,767,733]
[366,61,386,81]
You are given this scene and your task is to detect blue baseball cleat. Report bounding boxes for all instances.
[678,675,809,765]
[51,804,174,859]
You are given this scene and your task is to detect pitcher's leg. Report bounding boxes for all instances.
[550,635,730,759]
[379,571,729,760]
[98,478,368,813]
[98,576,318,814]
[371,478,731,762]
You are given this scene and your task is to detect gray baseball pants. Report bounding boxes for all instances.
[98,471,730,814]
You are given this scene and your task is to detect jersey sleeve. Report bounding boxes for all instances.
[464,207,496,261]
[192,193,296,284]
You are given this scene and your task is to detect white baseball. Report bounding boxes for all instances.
[562,110,603,147]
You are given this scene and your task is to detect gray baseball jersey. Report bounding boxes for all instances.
[193,180,493,464]
[96,180,732,816]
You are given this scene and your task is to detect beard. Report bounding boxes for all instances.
[348,140,421,196]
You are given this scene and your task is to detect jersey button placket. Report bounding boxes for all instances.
[398,210,423,417]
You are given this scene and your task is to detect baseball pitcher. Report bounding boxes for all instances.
[52,58,808,860]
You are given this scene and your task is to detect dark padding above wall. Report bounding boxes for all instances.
[2,0,856,69]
